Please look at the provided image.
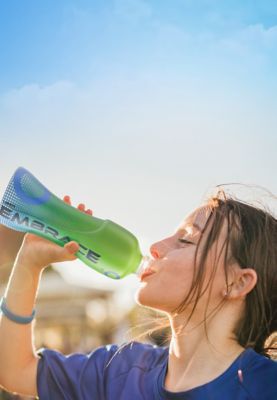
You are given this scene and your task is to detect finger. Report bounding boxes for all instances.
[64,241,79,254]
[64,195,72,205]
[85,209,93,215]
[77,203,85,211]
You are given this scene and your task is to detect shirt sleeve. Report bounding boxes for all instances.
[36,344,118,400]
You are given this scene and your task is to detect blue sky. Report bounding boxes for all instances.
[1,0,277,91]
[0,0,277,290]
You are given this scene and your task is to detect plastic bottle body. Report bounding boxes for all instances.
[0,167,144,279]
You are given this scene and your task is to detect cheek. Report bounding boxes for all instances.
[202,243,227,297]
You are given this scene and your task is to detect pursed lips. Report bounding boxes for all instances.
[139,267,156,281]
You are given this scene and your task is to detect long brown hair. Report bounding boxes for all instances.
[107,187,277,366]
[171,189,277,357]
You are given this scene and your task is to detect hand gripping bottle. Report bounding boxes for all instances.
[0,167,149,279]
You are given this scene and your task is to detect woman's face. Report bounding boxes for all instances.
[135,205,229,318]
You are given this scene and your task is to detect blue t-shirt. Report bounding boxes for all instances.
[36,341,277,399]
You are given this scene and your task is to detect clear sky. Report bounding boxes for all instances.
[0,0,276,292]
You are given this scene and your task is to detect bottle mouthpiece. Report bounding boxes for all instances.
[135,255,151,277]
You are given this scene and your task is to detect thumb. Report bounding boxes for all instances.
[64,241,80,256]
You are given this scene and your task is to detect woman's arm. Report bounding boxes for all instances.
[0,196,92,397]
[0,255,43,396]
[0,233,80,397]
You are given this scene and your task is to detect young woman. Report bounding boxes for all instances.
[0,191,276,399]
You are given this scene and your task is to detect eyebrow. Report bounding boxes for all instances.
[190,223,204,233]
[177,222,204,234]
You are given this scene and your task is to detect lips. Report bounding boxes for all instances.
[139,268,156,282]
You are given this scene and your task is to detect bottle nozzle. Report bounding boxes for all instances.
[135,255,151,277]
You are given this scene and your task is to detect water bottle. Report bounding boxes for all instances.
[0,167,149,279]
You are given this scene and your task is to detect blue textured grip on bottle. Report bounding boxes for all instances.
[0,167,51,232]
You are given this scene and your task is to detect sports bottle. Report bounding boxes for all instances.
[0,167,149,279]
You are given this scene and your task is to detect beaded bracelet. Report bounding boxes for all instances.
[0,297,35,324]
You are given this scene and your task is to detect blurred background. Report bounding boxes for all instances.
[0,0,277,398]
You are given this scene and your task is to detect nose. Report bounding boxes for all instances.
[150,239,170,259]
[150,246,160,259]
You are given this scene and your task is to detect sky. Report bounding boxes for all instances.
[0,0,277,294]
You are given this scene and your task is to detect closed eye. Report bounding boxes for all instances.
[178,238,194,245]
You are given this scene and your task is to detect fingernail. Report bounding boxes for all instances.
[68,243,77,253]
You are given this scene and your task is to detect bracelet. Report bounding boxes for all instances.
[0,297,35,324]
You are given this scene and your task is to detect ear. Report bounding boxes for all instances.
[227,268,257,299]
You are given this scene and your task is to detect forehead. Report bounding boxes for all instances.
[176,206,212,233]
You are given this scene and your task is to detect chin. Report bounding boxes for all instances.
[134,286,147,306]
[134,287,170,313]
[134,286,156,308]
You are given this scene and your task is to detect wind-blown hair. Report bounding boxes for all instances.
[170,190,277,357]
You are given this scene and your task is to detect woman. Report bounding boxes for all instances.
[0,191,276,399]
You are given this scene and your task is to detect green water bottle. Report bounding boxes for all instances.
[0,167,149,279]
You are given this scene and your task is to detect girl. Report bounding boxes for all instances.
[0,190,276,399]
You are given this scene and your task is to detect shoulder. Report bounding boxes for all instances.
[241,350,277,398]
[101,341,168,373]
[244,350,277,374]
[37,340,167,374]
[36,341,168,398]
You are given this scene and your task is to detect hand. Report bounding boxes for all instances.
[15,195,94,270]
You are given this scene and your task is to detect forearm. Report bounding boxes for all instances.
[0,259,42,381]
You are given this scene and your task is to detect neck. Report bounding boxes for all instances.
[164,308,245,392]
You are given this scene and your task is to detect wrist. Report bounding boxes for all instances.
[14,251,46,272]
[0,297,36,324]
